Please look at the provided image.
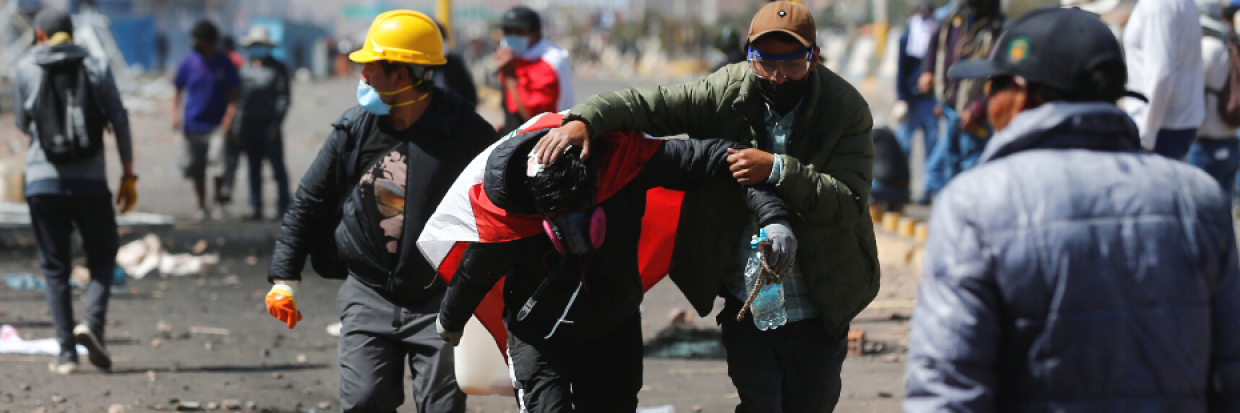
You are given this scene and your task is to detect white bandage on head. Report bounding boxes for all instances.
[526,150,545,177]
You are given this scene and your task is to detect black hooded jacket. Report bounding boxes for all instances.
[268,88,497,308]
[438,130,792,344]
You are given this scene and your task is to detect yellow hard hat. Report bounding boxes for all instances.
[349,10,446,66]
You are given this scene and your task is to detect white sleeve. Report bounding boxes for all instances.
[1131,7,1176,148]
[547,48,575,111]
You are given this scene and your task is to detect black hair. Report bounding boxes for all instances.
[378,61,436,93]
[527,146,597,214]
[191,20,219,44]
[1029,59,1127,103]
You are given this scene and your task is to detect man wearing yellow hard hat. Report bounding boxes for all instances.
[263,10,497,412]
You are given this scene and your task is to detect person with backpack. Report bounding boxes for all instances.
[263,10,496,412]
[13,8,138,375]
[1190,0,1240,195]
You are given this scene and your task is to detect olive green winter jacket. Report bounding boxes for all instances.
[564,62,879,339]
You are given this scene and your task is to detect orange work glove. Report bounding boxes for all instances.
[115,175,138,214]
[265,282,303,329]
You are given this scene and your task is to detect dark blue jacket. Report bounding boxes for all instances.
[896,28,928,102]
[905,102,1240,412]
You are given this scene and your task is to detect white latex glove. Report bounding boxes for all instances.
[763,221,798,274]
[436,316,462,347]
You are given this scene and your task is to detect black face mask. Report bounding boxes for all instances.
[755,75,809,115]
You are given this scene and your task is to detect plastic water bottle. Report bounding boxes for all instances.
[744,229,787,331]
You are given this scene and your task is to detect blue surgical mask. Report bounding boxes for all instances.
[356,78,427,116]
[247,46,272,60]
[357,80,391,116]
[503,35,531,56]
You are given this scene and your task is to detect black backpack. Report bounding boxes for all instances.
[32,59,107,164]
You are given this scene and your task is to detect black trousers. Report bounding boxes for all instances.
[27,195,119,352]
[717,297,849,413]
[507,313,644,413]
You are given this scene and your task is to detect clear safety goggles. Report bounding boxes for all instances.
[747,47,813,80]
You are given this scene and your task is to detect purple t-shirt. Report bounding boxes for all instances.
[174,51,240,134]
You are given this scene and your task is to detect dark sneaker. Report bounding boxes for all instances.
[48,351,78,375]
[73,324,111,371]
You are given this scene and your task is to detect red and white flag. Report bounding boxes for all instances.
[416,113,685,358]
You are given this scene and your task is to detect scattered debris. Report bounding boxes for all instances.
[325,322,342,338]
[0,325,87,356]
[296,353,308,364]
[317,401,332,410]
[116,234,163,279]
[643,325,725,359]
[877,391,894,398]
[244,401,257,410]
[191,240,208,255]
[222,275,240,285]
[175,401,201,411]
[151,338,162,348]
[220,400,241,410]
[847,329,866,357]
[4,273,44,291]
[189,326,231,336]
[666,307,694,325]
[245,256,258,266]
[70,266,91,288]
[21,383,31,391]
[271,372,283,380]
[160,253,220,277]
[50,394,65,403]
[204,402,218,410]
[157,320,174,337]
[108,404,127,413]
[117,234,220,278]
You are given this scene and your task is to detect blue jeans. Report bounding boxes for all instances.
[1187,138,1240,198]
[895,97,939,157]
[239,123,291,216]
[1153,128,1197,160]
[923,106,990,200]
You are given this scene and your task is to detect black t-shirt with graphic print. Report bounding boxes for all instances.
[356,119,410,267]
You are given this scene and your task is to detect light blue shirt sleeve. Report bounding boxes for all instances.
[768,154,783,183]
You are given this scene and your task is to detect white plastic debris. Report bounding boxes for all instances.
[0,325,87,356]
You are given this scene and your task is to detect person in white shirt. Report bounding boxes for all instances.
[1189,0,1240,195]
[1123,0,1206,159]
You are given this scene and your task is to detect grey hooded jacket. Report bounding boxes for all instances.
[905,102,1240,412]
[14,43,132,196]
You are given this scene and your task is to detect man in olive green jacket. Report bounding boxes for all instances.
[535,2,878,411]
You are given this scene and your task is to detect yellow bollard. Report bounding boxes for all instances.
[881,212,902,232]
[897,217,917,238]
[914,222,929,243]
[869,205,883,224]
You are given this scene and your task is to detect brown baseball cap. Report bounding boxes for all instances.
[747,1,816,48]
